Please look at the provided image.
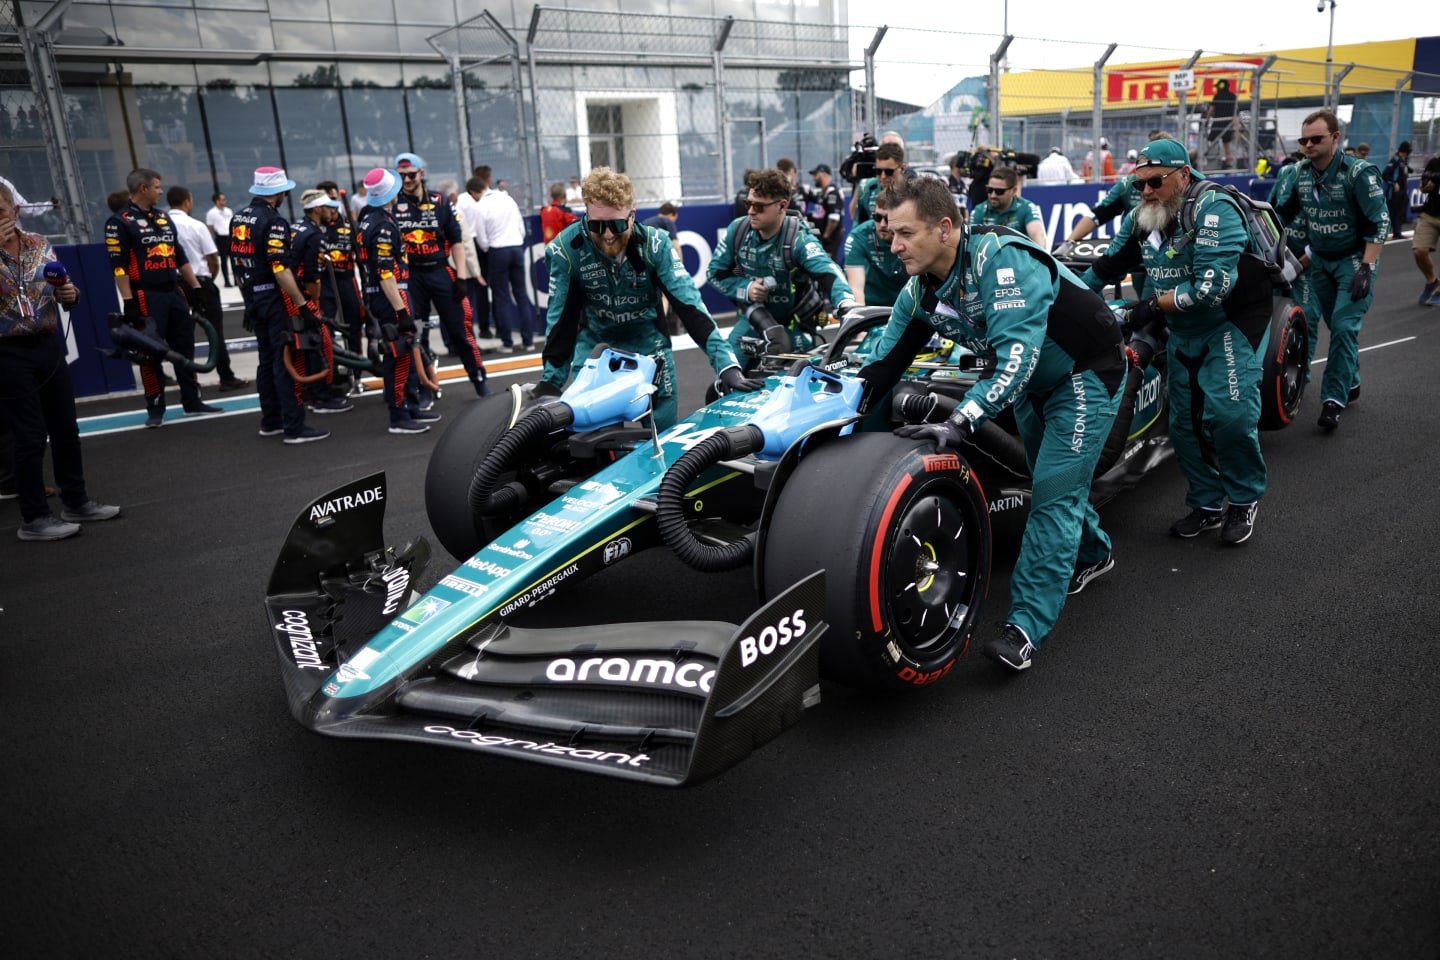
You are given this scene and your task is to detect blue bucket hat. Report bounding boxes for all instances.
[364,168,402,207]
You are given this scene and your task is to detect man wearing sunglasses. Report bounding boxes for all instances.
[856,176,1124,673]
[1079,137,1269,545]
[538,168,760,429]
[708,168,856,362]
[1271,109,1390,431]
[392,153,488,402]
[971,166,1047,246]
[842,193,907,307]
[849,141,907,226]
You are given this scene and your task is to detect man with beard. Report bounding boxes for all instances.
[540,167,761,430]
[1271,109,1389,429]
[842,192,908,307]
[857,176,1125,673]
[1080,138,1268,545]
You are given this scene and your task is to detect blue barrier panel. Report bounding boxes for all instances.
[55,243,135,398]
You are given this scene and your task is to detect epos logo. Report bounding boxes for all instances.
[738,610,808,667]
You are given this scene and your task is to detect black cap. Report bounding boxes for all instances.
[810,164,832,175]
[1399,141,1411,153]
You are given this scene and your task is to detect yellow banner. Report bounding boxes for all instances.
[998,39,1418,115]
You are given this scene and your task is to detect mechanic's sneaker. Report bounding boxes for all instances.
[183,402,222,415]
[1420,279,1439,305]
[257,426,284,437]
[17,514,81,541]
[60,500,121,523]
[417,397,436,413]
[411,409,442,423]
[982,624,1034,672]
[1221,501,1258,546]
[144,413,164,429]
[388,419,431,435]
[283,425,330,444]
[494,343,514,354]
[1428,286,1440,307]
[309,397,354,414]
[1317,400,1342,431]
[1068,553,1115,595]
[1170,507,1223,538]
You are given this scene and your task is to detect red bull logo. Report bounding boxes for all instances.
[231,224,251,241]
[401,229,433,246]
[150,242,176,258]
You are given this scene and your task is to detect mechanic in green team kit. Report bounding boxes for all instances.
[1079,137,1268,545]
[857,176,1125,674]
[842,192,909,307]
[707,167,856,361]
[539,167,761,430]
[1271,108,1389,431]
[969,166,1048,246]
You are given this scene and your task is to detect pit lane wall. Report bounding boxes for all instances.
[63,175,1427,397]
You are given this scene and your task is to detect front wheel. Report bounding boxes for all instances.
[424,392,533,561]
[761,432,991,691]
[1259,297,1308,430]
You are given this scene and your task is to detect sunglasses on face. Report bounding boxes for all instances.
[745,199,782,212]
[1133,169,1181,192]
[1297,134,1331,146]
[987,186,1011,195]
[875,167,899,178]
[872,213,888,224]
[586,215,632,237]
[400,171,421,180]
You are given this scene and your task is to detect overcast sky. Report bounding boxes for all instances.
[845,0,1415,105]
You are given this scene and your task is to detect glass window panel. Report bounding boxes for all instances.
[397,26,438,55]
[272,87,354,196]
[216,0,270,9]
[329,0,389,22]
[197,63,271,85]
[340,86,406,169]
[405,86,463,184]
[340,61,403,88]
[112,0,191,8]
[48,2,118,46]
[196,11,274,51]
[331,22,399,54]
[131,84,212,196]
[393,0,456,24]
[126,63,201,87]
[269,0,323,19]
[199,83,281,201]
[273,24,337,53]
[271,61,341,88]
[112,6,201,48]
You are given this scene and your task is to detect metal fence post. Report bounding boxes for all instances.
[864,26,887,137]
[988,35,1013,147]
[1092,43,1117,183]
[1389,72,1413,158]
[526,8,545,201]
[1175,49,1201,163]
[715,17,734,208]
[450,55,472,179]
[1332,63,1355,117]
[1250,56,1276,169]
[17,0,90,244]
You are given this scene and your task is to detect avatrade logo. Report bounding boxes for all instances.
[310,484,383,523]
[602,537,632,565]
[400,596,450,626]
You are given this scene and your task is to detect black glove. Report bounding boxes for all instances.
[1349,262,1373,300]
[894,415,974,451]
[298,301,322,328]
[717,366,764,394]
[122,298,140,323]
[532,380,563,399]
[380,322,401,344]
[451,281,468,303]
[396,308,416,333]
[761,323,791,353]
[1122,295,1163,333]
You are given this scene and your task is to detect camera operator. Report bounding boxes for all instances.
[848,136,907,226]
[708,168,856,365]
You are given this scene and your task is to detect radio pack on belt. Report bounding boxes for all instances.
[1176,179,1302,291]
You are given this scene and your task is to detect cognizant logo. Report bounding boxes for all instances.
[423,726,652,767]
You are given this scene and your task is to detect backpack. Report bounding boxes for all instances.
[1177,179,1302,291]
[731,214,802,275]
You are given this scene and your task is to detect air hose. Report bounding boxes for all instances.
[656,424,764,572]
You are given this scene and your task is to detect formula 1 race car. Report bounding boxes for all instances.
[263,295,1307,787]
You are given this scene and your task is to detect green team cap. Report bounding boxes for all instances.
[1134,138,1191,170]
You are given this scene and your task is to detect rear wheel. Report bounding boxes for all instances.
[1259,297,1308,430]
[762,432,991,691]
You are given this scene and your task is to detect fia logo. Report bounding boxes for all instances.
[602,537,632,565]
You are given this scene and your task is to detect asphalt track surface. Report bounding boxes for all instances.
[3,253,1438,959]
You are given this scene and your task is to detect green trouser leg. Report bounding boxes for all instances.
[1007,368,1121,646]
[570,324,678,430]
[1168,322,1268,510]
[1305,254,1371,406]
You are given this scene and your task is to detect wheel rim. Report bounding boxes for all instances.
[1280,318,1306,413]
[884,487,979,655]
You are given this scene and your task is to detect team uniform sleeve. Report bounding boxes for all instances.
[645,228,741,375]
[958,239,1053,424]
[842,224,868,268]
[1172,192,1247,312]
[540,234,584,389]
[706,221,750,304]
[855,279,934,401]
[1272,167,1304,223]
[1079,211,1138,292]
[104,214,130,276]
[1353,162,1391,244]
[373,222,399,281]
[793,231,853,304]
[1091,178,1131,223]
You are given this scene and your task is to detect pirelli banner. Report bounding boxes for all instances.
[999,39,1423,115]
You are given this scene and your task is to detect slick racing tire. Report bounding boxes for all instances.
[762,432,990,691]
[425,394,526,561]
[1258,297,1308,430]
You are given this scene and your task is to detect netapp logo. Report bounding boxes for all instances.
[738,610,808,667]
[310,485,383,523]
[276,609,327,671]
[544,656,714,693]
[423,725,651,767]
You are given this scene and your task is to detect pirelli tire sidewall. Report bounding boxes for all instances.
[1258,296,1309,430]
[761,431,991,692]
[424,394,522,561]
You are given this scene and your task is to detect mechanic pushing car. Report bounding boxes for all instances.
[1079,137,1268,545]
[857,176,1125,673]
[1271,108,1389,431]
[538,167,762,430]
[707,168,857,362]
